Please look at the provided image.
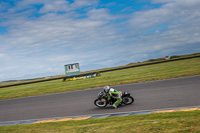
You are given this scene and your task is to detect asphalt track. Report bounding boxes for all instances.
[0,75,200,123]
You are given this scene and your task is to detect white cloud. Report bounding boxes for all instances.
[39,0,70,13]
[38,0,99,13]
[127,0,200,53]
[130,0,200,29]
[0,54,4,58]
[152,0,200,4]
[87,8,115,21]
[0,3,121,81]
[71,0,98,8]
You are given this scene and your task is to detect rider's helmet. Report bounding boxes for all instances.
[104,85,110,93]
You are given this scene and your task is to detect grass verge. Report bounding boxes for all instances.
[0,110,200,133]
[0,57,200,100]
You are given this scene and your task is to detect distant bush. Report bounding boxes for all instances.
[170,55,180,59]
[147,58,161,62]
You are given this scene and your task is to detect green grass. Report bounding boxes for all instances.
[1,52,199,87]
[0,110,200,133]
[0,57,200,100]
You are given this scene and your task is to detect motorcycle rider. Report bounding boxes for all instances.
[104,85,122,109]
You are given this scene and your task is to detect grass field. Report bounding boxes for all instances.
[0,57,200,100]
[0,110,200,133]
[1,52,199,86]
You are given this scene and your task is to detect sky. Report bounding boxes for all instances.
[0,0,200,81]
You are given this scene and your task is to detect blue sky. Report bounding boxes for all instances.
[0,0,200,81]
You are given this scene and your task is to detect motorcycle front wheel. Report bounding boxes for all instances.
[94,99,107,108]
[122,96,134,105]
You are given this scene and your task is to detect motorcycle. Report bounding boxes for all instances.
[94,91,134,108]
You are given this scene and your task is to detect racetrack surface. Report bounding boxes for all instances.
[0,75,200,123]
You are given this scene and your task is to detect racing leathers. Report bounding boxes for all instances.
[106,88,122,108]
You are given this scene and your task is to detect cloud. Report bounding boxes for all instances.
[152,0,200,5]
[87,8,115,20]
[127,0,200,53]
[38,0,99,13]
[0,53,4,58]
[71,0,98,8]
[0,1,122,81]
[39,0,70,13]
[130,0,200,29]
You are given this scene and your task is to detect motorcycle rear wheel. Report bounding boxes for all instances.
[122,96,134,105]
[94,99,107,108]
